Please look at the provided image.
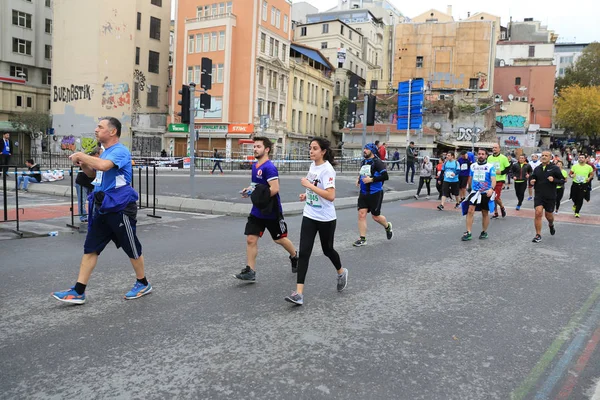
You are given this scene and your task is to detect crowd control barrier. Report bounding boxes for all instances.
[1,166,23,236]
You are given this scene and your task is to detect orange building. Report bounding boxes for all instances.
[172,0,292,157]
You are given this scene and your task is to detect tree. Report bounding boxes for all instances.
[555,85,600,141]
[337,97,349,129]
[556,42,600,93]
[9,112,52,137]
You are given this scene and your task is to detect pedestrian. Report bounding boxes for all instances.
[569,154,594,218]
[378,142,387,161]
[52,117,151,304]
[554,160,568,214]
[16,159,41,192]
[1,132,12,173]
[487,144,510,218]
[511,154,532,210]
[414,155,433,199]
[405,141,417,184]
[437,152,461,211]
[457,150,471,202]
[505,153,516,190]
[160,149,167,157]
[235,136,298,281]
[353,142,393,246]
[75,147,102,222]
[528,154,541,200]
[435,153,446,200]
[462,148,496,241]
[284,138,347,306]
[210,148,224,175]
[530,150,564,243]
[390,149,400,171]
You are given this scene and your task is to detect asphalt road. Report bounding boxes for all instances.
[2,187,600,399]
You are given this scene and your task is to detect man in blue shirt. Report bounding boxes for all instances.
[437,152,461,210]
[1,132,13,174]
[52,117,151,305]
[462,148,496,241]
[457,150,471,201]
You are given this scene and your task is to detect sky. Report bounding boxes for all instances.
[295,0,599,43]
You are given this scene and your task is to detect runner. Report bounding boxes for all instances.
[284,138,347,306]
[435,152,446,200]
[554,160,568,214]
[487,144,510,218]
[528,154,541,200]
[511,154,532,210]
[569,154,594,218]
[461,148,496,241]
[235,136,298,281]
[530,151,565,243]
[353,143,393,247]
[457,150,472,202]
[437,152,461,211]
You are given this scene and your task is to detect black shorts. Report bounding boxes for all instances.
[459,176,469,189]
[466,191,491,212]
[357,191,384,216]
[442,181,460,197]
[83,203,142,259]
[534,196,556,213]
[244,214,288,240]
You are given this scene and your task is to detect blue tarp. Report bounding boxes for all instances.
[291,45,331,69]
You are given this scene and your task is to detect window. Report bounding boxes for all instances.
[469,78,478,89]
[187,67,193,84]
[298,111,303,132]
[271,7,276,25]
[150,17,161,40]
[322,23,329,33]
[360,68,363,77]
[211,32,217,51]
[194,66,201,83]
[279,104,284,121]
[299,79,304,100]
[137,12,141,30]
[559,68,564,75]
[291,110,296,131]
[341,25,344,35]
[196,6,203,18]
[147,85,159,107]
[188,35,194,53]
[195,34,202,52]
[211,4,217,15]
[45,45,52,60]
[203,33,210,51]
[274,40,279,58]
[271,72,277,89]
[262,1,267,21]
[219,2,225,14]
[515,77,521,85]
[12,11,32,29]
[226,2,232,13]
[27,97,32,108]
[293,77,297,98]
[416,56,423,68]
[204,5,209,16]
[349,30,352,40]
[282,44,286,61]
[45,0,51,7]
[217,64,224,83]
[151,0,162,6]
[12,38,32,55]
[276,10,280,28]
[269,37,274,56]
[350,61,353,71]
[321,42,327,49]
[258,67,264,85]
[260,33,266,53]
[10,66,28,79]
[325,90,329,108]
[148,50,160,73]
[528,45,535,57]
[218,31,225,50]
[300,27,307,36]
[335,81,340,96]
[284,15,288,33]
[16,96,22,108]
[212,64,217,81]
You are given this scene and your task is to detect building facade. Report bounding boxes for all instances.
[52,0,171,155]
[173,0,292,157]
[554,43,589,78]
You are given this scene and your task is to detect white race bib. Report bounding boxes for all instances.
[575,175,586,183]
[445,170,455,179]
[473,171,486,182]
[461,163,468,170]
[305,189,321,208]
[92,171,103,186]
[359,164,371,177]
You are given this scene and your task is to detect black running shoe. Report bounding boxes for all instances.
[491,214,499,220]
[549,224,556,236]
[437,204,444,211]
[290,252,298,273]
[385,222,393,240]
[234,266,256,282]
[501,207,507,218]
[532,234,542,243]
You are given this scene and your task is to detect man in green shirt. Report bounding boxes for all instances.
[487,144,511,218]
[569,154,594,217]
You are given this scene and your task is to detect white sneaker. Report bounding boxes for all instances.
[414,194,419,200]
[425,196,430,200]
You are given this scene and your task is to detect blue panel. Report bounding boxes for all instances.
[397,93,424,106]
[396,117,423,130]
[398,79,425,94]
[397,105,423,117]
[290,44,331,70]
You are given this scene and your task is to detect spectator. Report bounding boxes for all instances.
[390,149,400,170]
[160,149,167,157]
[378,142,387,161]
[17,159,41,192]
[75,147,102,222]
[210,148,224,175]
[1,132,12,173]
[405,141,417,184]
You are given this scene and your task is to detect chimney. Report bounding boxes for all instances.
[446,5,452,16]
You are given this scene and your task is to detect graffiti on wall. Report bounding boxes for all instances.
[60,135,76,151]
[429,72,465,86]
[101,77,131,109]
[100,9,131,40]
[133,69,146,91]
[496,115,526,128]
[456,127,482,142]
[53,85,93,103]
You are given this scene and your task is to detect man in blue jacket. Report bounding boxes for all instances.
[52,117,151,305]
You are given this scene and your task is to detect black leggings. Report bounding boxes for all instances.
[571,184,586,213]
[556,187,564,211]
[515,181,527,206]
[417,177,431,196]
[297,216,342,285]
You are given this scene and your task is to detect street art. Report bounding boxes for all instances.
[81,137,98,153]
[496,115,526,128]
[53,85,93,103]
[134,69,146,91]
[101,78,131,109]
[456,127,482,141]
[60,135,76,151]
[429,72,465,86]
[100,9,129,38]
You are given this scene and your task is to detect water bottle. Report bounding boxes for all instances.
[48,231,58,236]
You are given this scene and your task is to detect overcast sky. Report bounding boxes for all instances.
[295,0,599,43]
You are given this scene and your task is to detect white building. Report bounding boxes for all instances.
[554,43,589,78]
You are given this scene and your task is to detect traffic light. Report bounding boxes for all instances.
[201,57,212,90]
[346,102,357,128]
[200,93,212,111]
[366,94,376,126]
[178,85,190,124]
[349,74,359,101]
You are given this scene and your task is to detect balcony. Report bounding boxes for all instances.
[185,13,236,26]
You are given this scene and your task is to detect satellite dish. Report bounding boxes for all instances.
[508,94,514,101]
[433,122,441,129]
[519,86,527,92]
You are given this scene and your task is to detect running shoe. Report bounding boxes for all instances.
[352,238,367,247]
[51,287,86,305]
[575,213,580,218]
[437,204,444,211]
[479,231,489,240]
[532,234,542,243]
[454,203,461,209]
[491,214,499,219]
[461,231,472,241]
[284,291,304,305]
[385,222,393,240]
[501,207,507,218]
[414,194,419,200]
[124,281,153,300]
[425,196,430,200]
[337,268,348,292]
[290,252,299,274]
[554,210,559,215]
[234,266,256,282]
[515,205,521,211]
[573,205,576,212]
[549,224,556,236]
[527,196,533,201]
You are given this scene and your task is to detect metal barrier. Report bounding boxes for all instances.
[1,166,24,237]
[131,165,161,219]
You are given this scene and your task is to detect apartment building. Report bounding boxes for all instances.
[173,0,292,156]
[0,0,53,159]
[554,43,588,78]
[52,0,171,155]
[286,43,334,156]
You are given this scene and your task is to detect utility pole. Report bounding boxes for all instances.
[472,75,480,152]
[188,83,196,198]
[407,78,412,145]
[362,92,368,148]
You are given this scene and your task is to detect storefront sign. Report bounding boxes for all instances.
[504,135,521,147]
[168,123,189,133]
[194,124,228,133]
[228,124,254,133]
[337,48,346,65]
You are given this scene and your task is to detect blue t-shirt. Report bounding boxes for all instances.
[92,143,132,192]
[458,158,471,177]
[467,151,475,163]
[470,162,496,192]
[442,160,460,183]
[2,139,10,155]
[358,157,386,194]
[250,159,282,219]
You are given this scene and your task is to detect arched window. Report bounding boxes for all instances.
[335,81,341,96]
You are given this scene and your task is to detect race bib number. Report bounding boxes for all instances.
[305,189,321,208]
[494,162,501,171]
[444,170,456,179]
[461,163,468,170]
[575,175,586,183]
[473,170,486,182]
[92,171,103,186]
[359,164,371,177]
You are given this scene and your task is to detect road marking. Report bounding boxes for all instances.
[555,326,600,399]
